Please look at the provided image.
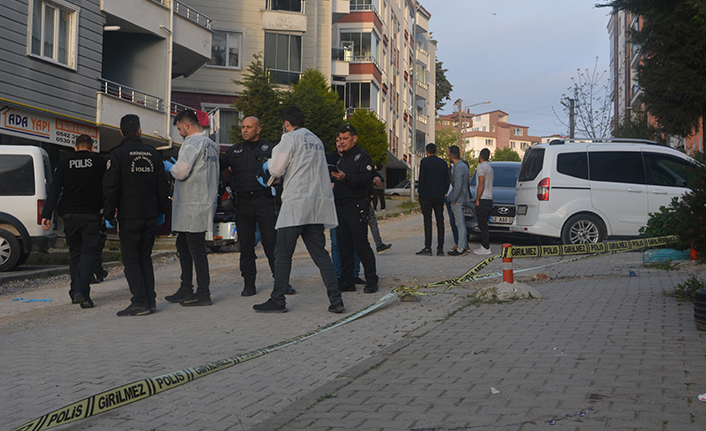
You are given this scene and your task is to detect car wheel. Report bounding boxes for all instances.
[16,251,31,267]
[561,214,605,245]
[391,193,399,196]
[208,245,222,253]
[0,229,21,272]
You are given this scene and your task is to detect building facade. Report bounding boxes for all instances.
[1,0,213,164]
[437,109,540,160]
[171,0,436,185]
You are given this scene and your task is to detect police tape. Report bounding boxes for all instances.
[502,235,679,259]
[12,291,398,431]
[12,235,680,430]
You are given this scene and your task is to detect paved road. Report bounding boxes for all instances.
[2,212,705,431]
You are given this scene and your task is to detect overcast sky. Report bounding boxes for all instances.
[421,0,612,137]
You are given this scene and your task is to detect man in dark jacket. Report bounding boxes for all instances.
[416,143,450,256]
[330,124,379,293]
[41,134,106,308]
[103,114,170,317]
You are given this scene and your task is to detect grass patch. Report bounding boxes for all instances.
[398,201,420,210]
[645,260,677,271]
[316,393,337,402]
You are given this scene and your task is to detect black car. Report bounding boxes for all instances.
[464,161,521,236]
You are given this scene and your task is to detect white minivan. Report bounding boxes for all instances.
[0,145,57,271]
[512,139,697,244]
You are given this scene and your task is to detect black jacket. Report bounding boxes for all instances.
[328,144,374,203]
[103,136,169,221]
[418,154,450,200]
[219,139,273,193]
[42,150,107,218]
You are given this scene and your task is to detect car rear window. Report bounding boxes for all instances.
[557,152,588,179]
[518,147,544,182]
[0,155,35,196]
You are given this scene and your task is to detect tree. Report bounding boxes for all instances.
[435,60,453,114]
[490,147,521,162]
[347,109,388,166]
[553,57,613,139]
[231,52,284,144]
[282,69,345,154]
[599,0,706,137]
[434,124,457,162]
[612,110,661,141]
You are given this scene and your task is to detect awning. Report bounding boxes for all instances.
[385,149,409,169]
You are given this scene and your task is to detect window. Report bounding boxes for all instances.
[208,31,242,68]
[202,106,240,145]
[518,147,544,182]
[475,116,482,122]
[557,152,588,180]
[485,139,493,146]
[340,31,379,63]
[264,32,302,85]
[514,128,523,136]
[492,126,495,132]
[29,0,78,68]
[0,155,35,196]
[643,152,695,187]
[510,141,516,148]
[520,142,529,150]
[415,61,427,85]
[268,0,302,12]
[343,82,373,110]
[589,151,645,184]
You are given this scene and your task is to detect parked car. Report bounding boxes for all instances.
[0,145,57,271]
[464,161,521,236]
[385,180,418,196]
[511,139,698,244]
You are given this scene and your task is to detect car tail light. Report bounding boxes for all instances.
[37,199,45,225]
[537,178,550,201]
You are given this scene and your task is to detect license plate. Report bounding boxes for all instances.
[517,205,527,216]
[490,216,514,224]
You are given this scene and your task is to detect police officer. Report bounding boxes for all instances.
[41,134,106,308]
[220,116,294,297]
[330,124,379,294]
[103,114,170,317]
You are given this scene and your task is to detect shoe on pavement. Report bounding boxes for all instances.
[473,246,492,255]
[180,294,212,306]
[328,302,345,313]
[74,293,88,307]
[437,249,444,256]
[338,278,356,292]
[95,268,108,282]
[241,287,257,297]
[448,249,467,256]
[80,298,95,309]
[377,243,392,254]
[71,296,81,305]
[354,277,366,285]
[285,285,297,295]
[415,248,432,256]
[117,304,151,317]
[363,285,379,294]
[89,276,100,285]
[166,288,193,303]
[447,246,458,255]
[253,299,288,313]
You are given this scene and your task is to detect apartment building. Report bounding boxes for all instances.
[437,110,541,159]
[171,0,435,185]
[0,0,212,164]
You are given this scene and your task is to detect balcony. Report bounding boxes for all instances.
[331,47,351,77]
[332,0,350,23]
[262,0,308,32]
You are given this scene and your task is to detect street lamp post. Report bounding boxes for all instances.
[456,100,490,157]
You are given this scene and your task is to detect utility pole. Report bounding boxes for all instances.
[563,98,577,139]
[456,98,464,152]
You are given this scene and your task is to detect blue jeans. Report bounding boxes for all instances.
[445,200,459,246]
[330,227,360,278]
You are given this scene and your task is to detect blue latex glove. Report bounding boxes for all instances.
[157,213,165,227]
[163,159,175,172]
[257,176,267,188]
[262,161,269,173]
[105,219,115,229]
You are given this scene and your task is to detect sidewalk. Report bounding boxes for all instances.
[2,212,705,430]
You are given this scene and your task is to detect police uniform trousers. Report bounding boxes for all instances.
[235,193,277,286]
[270,224,342,307]
[62,213,103,300]
[118,218,158,308]
[335,199,379,289]
[176,231,210,296]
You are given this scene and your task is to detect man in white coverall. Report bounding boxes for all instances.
[163,109,220,306]
[253,105,345,314]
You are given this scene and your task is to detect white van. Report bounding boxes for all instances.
[0,145,57,271]
[512,139,697,244]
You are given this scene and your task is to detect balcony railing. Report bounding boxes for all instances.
[266,0,306,14]
[151,0,213,29]
[417,81,428,91]
[417,113,429,125]
[350,3,377,12]
[349,55,381,71]
[99,78,163,111]
[267,68,302,85]
[332,46,352,61]
[170,101,200,115]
